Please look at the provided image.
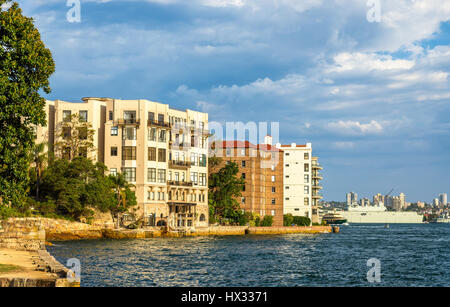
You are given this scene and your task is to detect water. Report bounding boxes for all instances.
[47,224,450,287]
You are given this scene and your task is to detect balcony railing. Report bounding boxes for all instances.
[169,160,192,169]
[115,119,140,126]
[167,180,193,187]
[148,120,171,129]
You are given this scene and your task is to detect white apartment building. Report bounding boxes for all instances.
[275,142,314,219]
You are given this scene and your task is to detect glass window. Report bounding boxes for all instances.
[158,169,166,183]
[304,163,310,172]
[304,197,310,206]
[148,147,156,161]
[272,199,276,204]
[123,127,136,140]
[111,147,118,156]
[148,128,156,141]
[123,111,136,124]
[159,130,166,142]
[79,110,88,122]
[158,114,164,123]
[111,126,118,136]
[304,186,310,194]
[148,168,156,182]
[304,153,310,160]
[158,148,166,162]
[110,168,117,176]
[122,146,136,160]
[109,111,113,121]
[122,168,136,182]
[272,187,276,193]
[199,173,207,186]
[271,175,275,182]
[148,112,155,123]
[304,174,309,183]
[242,160,246,167]
[63,110,71,122]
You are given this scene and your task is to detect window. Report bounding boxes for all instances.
[122,146,136,160]
[111,147,118,156]
[148,112,155,123]
[271,175,275,182]
[191,153,198,166]
[285,164,289,167]
[200,214,206,222]
[241,197,246,204]
[148,168,156,182]
[242,185,246,192]
[158,148,166,162]
[158,114,164,123]
[285,186,290,189]
[271,210,275,216]
[304,174,309,183]
[271,165,275,171]
[272,187,276,193]
[304,198,310,206]
[148,128,156,141]
[242,160,246,167]
[199,173,207,186]
[111,126,118,136]
[110,168,117,176]
[304,152,309,160]
[272,199,276,205]
[159,130,166,142]
[191,172,198,185]
[242,173,246,179]
[148,147,156,161]
[79,111,88,122]
[285,153,290,156]
[158,169,166,183]
[199,154,207,167]
[226,148,232,156]
[63,110,71,122]
[122,168,136,182]
[174,172,179,182]
[240,149,245,156]
[191,135,195,148]
[304,186,309,194]
[304,163,310,172]
[123,127,136,140]
[123,111,136,124]
[109,111,113,121]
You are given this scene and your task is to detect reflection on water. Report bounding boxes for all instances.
[48,224,450,287]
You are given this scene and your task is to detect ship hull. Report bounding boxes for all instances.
[340,211,423,224]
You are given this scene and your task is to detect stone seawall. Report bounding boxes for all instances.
[0,218,45,251]
[247,226,331,235]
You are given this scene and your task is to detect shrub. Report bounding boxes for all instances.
[260,215,273,227]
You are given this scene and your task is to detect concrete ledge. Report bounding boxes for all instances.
[247,226,332,235]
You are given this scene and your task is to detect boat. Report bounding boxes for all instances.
[322,212,347,225]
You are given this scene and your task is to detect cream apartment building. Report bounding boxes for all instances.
[275,142,322,223]
[38,97,209,230]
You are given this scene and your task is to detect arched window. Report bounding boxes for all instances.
[199,214,206,222]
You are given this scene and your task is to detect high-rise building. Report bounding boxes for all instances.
[275,142,314,220]
[37,98,210,229]
[373,193,384,205]
[399,193,406,210]
[439,193,447,206]
[346,192,358,207]
[311,157,323,224]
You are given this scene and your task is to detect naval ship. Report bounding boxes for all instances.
[339,203,423,224]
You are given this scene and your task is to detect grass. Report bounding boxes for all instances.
[0,264,24,274]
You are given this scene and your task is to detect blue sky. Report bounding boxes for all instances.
[14,0,450,202]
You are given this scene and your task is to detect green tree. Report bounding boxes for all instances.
[0,1,55,210]
[108,173,137,228]
[54,113,95,161]
[260,215,273,227]
[208,157,245,225]
[30,142,47,199]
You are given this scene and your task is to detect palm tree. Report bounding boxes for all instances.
[109,173,136,229]
[32,142,47,199]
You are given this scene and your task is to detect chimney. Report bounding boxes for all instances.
[264,135,272,146]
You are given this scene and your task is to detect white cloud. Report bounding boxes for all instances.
[327,120,384,136]
[329,53,415,73]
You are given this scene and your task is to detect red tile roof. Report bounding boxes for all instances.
[218,141,282,152]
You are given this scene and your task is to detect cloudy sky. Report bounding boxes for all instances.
[15,0,450,202]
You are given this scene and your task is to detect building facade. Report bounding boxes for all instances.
[38,98,210,230]
[311,157,323,224]
[274,142,313,220]
[211,140,284,227]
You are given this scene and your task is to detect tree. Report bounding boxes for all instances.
[54,113,95,161]
[30,142,47,199]
[108,173,137,228]
[208,157,245,225]
[0,1,55,210]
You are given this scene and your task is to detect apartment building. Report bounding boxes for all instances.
[210,138,284,227]
[38,97,209,230]
[275,142,313,219]
[311,157,323,224]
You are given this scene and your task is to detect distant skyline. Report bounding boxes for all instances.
[16,1,450,201]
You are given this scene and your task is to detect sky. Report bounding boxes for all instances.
[11,0,450,202]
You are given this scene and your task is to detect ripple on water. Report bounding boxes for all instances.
[47,224,450,287]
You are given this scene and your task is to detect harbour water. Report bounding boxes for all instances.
[48,224,450,287]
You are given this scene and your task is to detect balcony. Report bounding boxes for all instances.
[148,120,171,129]
[312,193,323,199]
[312,184,323,190]
[169,160,192,170]
[169,142,189,151]
[312,174,323,180]
[115,119,140,126]
[312,163,323,170]
[167,180,194,187]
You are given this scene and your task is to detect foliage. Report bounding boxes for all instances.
[108,173,137,228]
[37,157,136,221]
[54,113,95,161]
[260,215,273,227]
[0,1,55,210]
[29,142,48,199]
[284,214,311,226]
[208,157,246,225]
